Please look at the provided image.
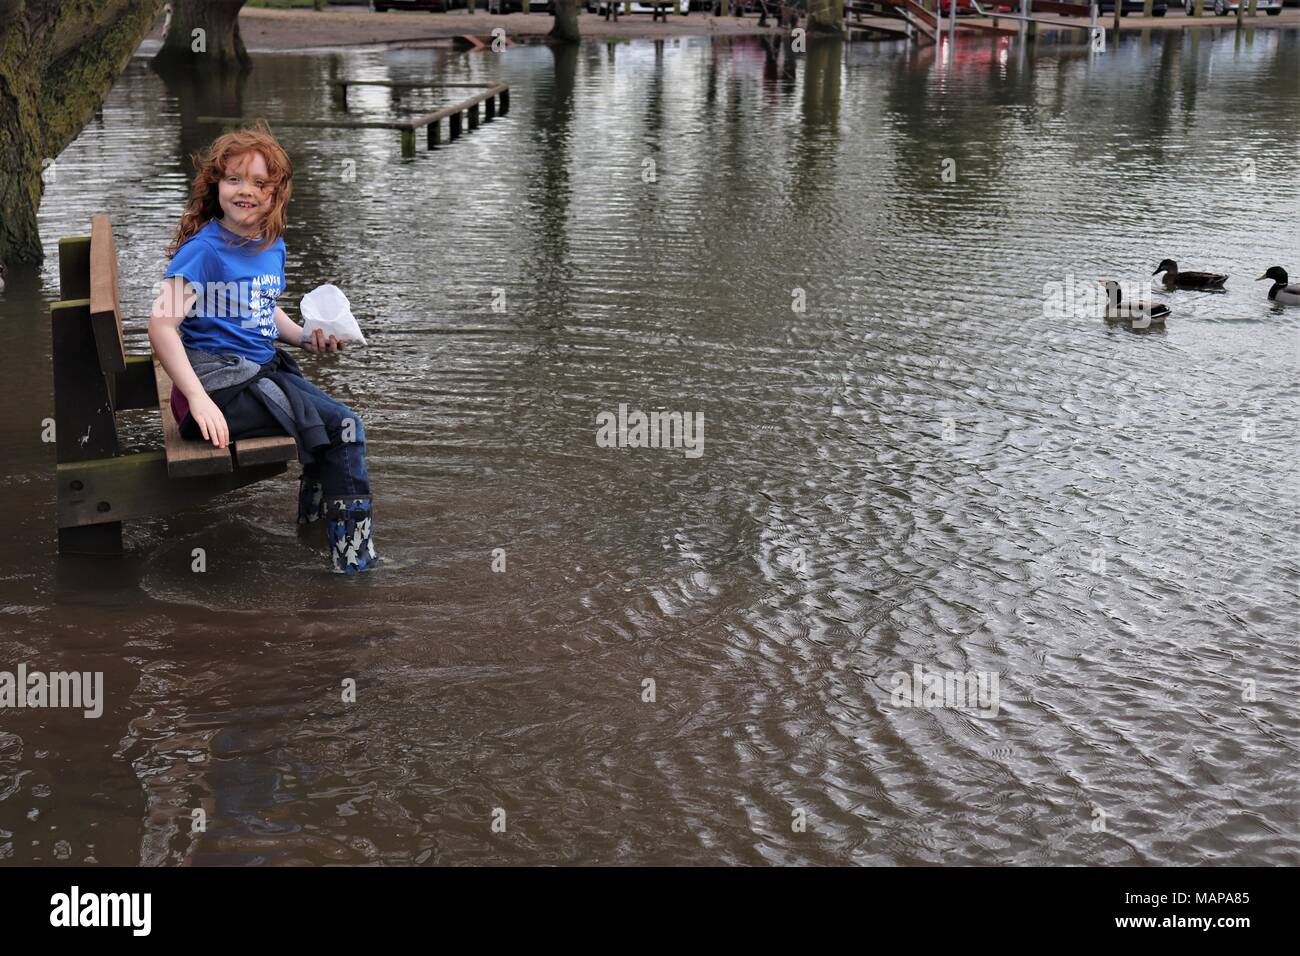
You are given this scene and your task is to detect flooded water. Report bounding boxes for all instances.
[1,27,1298,866]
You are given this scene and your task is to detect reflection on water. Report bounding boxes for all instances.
[1,28,1298,865]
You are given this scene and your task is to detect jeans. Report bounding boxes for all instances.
[288,374,371,499]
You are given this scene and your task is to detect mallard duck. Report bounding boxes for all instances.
[1256,266,1300,305]
[1099,280,1170,329]
[1153,259,1227,290]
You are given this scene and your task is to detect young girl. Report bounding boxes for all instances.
[149,124,380,573]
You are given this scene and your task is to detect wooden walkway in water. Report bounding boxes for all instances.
[198,80,510,158]
[842,0,1098,42]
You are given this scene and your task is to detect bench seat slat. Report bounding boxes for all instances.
[234,435,298,468]
[153,356,299,476]
[153,357,234,477]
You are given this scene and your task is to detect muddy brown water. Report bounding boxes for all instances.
[1,29,1297,865]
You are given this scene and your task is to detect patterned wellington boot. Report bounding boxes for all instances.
[297,470,325,525]
[325,496,379,573]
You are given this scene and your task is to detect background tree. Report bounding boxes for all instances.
[550,0,580,44]
[154,0,250,71]
[0,0,166,267]
[806,0,842,33]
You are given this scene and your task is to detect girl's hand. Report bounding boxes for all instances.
[302,328,344,353]
[188,393,230,449]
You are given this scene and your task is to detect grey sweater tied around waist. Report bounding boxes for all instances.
[179,345,332,466]
[184,345,293,421]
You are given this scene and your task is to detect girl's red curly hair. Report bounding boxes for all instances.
[166,120,293,258]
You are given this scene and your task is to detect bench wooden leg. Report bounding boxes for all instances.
[52,300,120,464]
[58,522,123,556]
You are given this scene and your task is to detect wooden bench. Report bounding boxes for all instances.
[52,215,298,555]
[603,1,684,22]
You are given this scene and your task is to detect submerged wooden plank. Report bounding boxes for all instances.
[328,80,501,89]
[407,86,505,129]
[197,115,412,131]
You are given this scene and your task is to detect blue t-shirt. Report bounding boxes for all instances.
[163,218,287,364]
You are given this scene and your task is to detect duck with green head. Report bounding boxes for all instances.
[1256,267,1300,305]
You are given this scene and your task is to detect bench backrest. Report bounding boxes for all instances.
[56,214,298,480]
[89,214,127,374]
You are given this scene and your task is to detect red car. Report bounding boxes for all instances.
[935,0,1014,14]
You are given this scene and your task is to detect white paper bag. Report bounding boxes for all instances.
[300,283,367,346]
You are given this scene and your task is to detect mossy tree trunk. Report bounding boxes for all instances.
[549,0,581,43]
[0,0,166,268]
[154,0,250,71]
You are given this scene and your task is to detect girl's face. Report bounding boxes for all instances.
[217,151,272,237]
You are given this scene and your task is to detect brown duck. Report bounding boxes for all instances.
[1153,259,1227,290]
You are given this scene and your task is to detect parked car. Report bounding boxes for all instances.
[1183,0,1283,13]
[938,0,1014,13]
[587,0,690,11]
[1094,0,1168,14]
[372,0,447,11]
[488,0,556,10]
[372,0,483,10]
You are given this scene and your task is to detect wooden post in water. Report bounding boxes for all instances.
[500,88,510,114]
[469,102,480,129]
[450,111,462,139]
[427,118,441,149]
[332,82,348,109]
[400,127,415,158]
[486,95,496,120]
